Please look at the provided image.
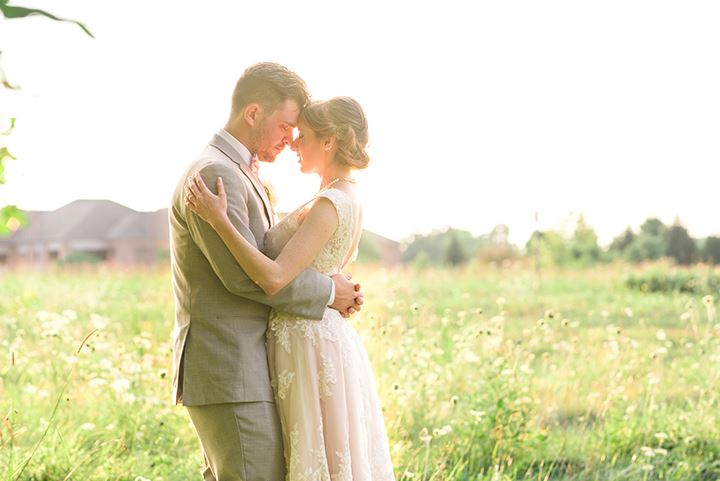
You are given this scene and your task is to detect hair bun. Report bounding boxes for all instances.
[300,96,370,170]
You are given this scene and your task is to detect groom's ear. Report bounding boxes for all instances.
[244,103,261,126]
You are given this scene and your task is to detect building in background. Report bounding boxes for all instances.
[0,200,168,266]
[0,200,401,267]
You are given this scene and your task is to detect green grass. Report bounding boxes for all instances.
[1,262,719,480]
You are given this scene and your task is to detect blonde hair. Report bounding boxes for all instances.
[300,97,369,169]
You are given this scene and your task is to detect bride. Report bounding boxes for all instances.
[186,96,395,480]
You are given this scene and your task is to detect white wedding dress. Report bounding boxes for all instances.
[264,188,395,481]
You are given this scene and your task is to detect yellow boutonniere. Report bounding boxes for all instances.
[261,178,277,208]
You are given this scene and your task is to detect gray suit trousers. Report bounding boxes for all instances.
[187,401,285,481]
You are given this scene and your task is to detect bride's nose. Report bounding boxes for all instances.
[290,138,299,151]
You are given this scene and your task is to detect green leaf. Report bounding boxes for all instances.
[0,116,15,136]
[0,146,16,184]
[0,3,95,38]
[0,146,15,161]
[0,51,19,90]
[0,204,26,236]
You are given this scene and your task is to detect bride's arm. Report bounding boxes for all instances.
[186,174,338,296]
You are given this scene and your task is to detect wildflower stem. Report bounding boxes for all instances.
[422,440,431,481]
[11,329,98,481]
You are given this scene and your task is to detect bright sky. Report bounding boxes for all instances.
[1,1,718,246]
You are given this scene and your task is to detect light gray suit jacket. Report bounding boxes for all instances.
[169,132,333,406]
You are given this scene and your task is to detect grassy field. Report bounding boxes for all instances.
[1,262,719,480]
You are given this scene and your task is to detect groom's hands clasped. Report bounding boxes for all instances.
[330,272,364,317]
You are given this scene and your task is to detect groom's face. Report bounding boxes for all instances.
[254,99,301,163]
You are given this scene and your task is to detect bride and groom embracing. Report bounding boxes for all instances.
[169,62,395,481]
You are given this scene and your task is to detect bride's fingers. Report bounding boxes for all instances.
[187,180,199,198]
[217,177,225,198]
[193,174,205,194]
[198,174,210,194]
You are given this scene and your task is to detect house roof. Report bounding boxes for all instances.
[362,229,400,248]
[107,209,168,241]
[0,200,168,245]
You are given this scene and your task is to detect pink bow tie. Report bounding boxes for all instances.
[249,155,260,177]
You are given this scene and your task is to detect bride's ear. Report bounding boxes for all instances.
[323,136,336,152]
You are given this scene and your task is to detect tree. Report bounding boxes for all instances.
[665,219,697,265]
[624,234,666,262]
[640,218,667,238]
[402,228,487,265]
[402,230,447,264]
[524,217,606,267]
[477,224,517,265]
[356,232,381,263]
[444,229,468,266]
[702,236,720,265]
[610,227,635,255]
[622,218,669,263]
[569,215,601,264]
[525,230,572,267]
[0,1,93,235]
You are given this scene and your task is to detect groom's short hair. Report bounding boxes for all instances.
[231,62,310,115]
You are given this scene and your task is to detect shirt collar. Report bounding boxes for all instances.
[217,129,252,167]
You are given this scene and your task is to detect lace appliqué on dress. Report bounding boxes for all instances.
[319,353,337,399]
[265,188,395,480]
[276,369,295,401]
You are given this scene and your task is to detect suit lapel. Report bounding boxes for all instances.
[209,134,274,227]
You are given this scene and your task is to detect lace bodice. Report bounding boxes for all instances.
[263,188,356,276]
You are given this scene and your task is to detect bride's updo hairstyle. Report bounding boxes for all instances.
[300,96,369,169]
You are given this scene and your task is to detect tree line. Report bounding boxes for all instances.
[383,216,719,267]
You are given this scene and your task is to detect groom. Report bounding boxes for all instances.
[169,62,364,481]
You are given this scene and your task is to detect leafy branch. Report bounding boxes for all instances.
[0,0,94,39]
[0,1,94,236]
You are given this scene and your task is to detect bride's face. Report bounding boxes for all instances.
[291,121,327,175]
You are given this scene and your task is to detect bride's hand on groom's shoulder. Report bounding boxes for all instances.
[185,173,229,228]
